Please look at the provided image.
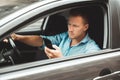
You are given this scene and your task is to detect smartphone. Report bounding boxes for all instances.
[43,38,55,49]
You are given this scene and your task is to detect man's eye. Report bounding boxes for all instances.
[68,23,71,26]
[73,24,78,27]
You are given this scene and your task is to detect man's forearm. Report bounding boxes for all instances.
[12,34,43,47]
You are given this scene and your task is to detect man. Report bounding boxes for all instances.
[6,8,100,58]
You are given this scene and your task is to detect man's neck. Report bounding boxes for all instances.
[70,33,86,46]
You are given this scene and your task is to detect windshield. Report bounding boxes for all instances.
[0,0,41,19]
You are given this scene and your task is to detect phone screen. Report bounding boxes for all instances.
[43,38,54,49]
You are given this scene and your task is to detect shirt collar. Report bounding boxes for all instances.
[68,33,90,46]
[73,33,90,46]
[80,33,90,44]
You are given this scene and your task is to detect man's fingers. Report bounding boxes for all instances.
[52,45,60,50]
[45,47,52,53]
[45,47,54,58]
[3,39,8,43]
[45,45,63,58]
[11,33,16,40]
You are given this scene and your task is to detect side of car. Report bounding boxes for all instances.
[0,0,120,80]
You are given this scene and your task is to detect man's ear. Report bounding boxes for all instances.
[84,24,89,31]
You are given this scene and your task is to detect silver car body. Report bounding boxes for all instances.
[0,0,120,80]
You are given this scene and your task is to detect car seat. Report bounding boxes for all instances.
[87,6,104,49]
[42,14,68,36]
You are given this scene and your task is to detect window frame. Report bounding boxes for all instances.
[0,0,108,74]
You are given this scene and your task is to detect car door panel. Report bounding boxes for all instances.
[0,49,120,80]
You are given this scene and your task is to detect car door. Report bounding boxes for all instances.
[0,0,120,80]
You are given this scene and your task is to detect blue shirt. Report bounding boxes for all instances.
[41,32,100,56]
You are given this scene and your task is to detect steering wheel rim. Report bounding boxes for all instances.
[8,38,21,57]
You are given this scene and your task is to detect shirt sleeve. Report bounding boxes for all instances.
[40,32,67,46]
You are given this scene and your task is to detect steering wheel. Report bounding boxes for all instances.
[8,38,21,57]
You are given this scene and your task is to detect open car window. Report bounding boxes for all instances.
[0,0,108,73]
[18,18,44,32]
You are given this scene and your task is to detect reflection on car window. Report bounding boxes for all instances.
[18,18,44,32]
[0,0,40,19]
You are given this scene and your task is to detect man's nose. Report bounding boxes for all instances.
[68,25,73,31]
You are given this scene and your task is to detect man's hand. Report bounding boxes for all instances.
[3,33,17,43]
[10,33,18,40]
[45,45,63,58]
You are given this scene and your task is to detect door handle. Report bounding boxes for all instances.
[93,71,120,80]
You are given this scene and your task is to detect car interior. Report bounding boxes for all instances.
[0,5,104,67]
[43,6,104,48]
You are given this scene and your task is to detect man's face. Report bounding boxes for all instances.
[68,16,88,40]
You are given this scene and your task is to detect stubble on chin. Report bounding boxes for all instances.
[68,32,74,39]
